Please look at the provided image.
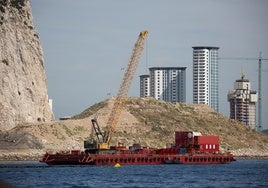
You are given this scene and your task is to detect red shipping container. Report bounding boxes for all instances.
[198,144,219,152]
[175,131,202,147]
[194,136,219,145]
[195,136,219,152]
[175,131,193,147]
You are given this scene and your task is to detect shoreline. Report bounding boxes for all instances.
[1,148,268,161]
[233,156,268,160]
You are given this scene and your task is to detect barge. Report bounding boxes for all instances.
[40,131,235,165]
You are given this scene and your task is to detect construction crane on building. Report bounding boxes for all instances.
[219,52,268,131]
[85,30,149,152]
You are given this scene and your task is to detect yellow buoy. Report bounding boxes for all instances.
[114,163,121,168]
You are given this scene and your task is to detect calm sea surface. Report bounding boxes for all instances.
[0,159,267,188]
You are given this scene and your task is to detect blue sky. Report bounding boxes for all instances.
[31,0,268,130]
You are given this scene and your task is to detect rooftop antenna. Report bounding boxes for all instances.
[241,66,245,80]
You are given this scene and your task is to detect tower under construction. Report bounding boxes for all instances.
[227,69,258,129]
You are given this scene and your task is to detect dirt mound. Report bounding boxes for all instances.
[0,97,267,160]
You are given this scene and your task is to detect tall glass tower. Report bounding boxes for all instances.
[192,46,219,111]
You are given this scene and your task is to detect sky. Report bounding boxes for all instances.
[30,0,268,130]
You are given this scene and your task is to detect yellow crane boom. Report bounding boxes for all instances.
[92,31,148,150]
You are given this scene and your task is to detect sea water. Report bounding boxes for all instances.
[0,160,267,188]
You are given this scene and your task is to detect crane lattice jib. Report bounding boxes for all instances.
[105,31,148,144]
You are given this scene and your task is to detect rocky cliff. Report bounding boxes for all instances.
[0,0,54,131]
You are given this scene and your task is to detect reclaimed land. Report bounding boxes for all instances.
[0,97,267,161]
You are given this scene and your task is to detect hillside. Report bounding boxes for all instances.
[0,97,267,160]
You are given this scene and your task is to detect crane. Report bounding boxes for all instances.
[219,52,268,131]
[85,30,149,152]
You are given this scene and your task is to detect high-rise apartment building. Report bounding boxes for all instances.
[139,75,150,97]
[139,67,186,103]
[227,71,258,129]
[192,46,219,111]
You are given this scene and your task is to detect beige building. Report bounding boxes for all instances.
[227,71,258,129]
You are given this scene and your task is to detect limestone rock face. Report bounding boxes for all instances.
[0,0,54,130]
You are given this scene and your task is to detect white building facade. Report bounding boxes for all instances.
[192,46,219,111]
[139,75,150,97]
[227,74,258,129]
[139,67,186,102]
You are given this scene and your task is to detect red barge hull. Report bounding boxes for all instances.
[40,131,235,166]
[40,151,234,166]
